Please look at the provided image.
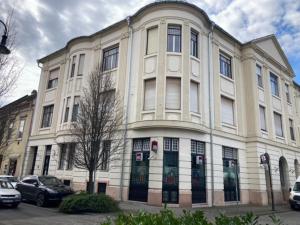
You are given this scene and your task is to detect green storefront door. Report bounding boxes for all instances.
[129,139,150,202]
[162,138,179,204]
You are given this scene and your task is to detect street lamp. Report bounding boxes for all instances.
[0,20,10,55]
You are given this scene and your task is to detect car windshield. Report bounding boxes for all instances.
[6,177,18,182]
[39,177,63,186]
[293,182,300,192]
[0,180,14,189]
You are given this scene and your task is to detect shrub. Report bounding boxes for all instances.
[100,209,284,225]
[59,193,119,214]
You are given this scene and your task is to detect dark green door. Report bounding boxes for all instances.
[129,139,150,202]
[191,140,206,203]
[162,138,179,204]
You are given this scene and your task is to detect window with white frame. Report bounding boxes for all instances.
[289,119,295,141]
[221,96,234,125]
[47,68,59,89]
[70,55,76,78]
[41,105,54,128]
[58,144,66,170]
[164,138,179,151]
[18,118,26,138]
[66,143,75,170]
[77,54,85,76]
[270,73,279,97]
[190,81,199,113]
[64,97,70,122]
[7,121,14,140]
[259,105,267,131]
[285,83,291,103]
[143,79,156,111]
[166,78,181,110]
[274,112,283,137]
[71,96,80,122]
[102,45,119,71]
[190,29,198,58]
[256,64,263,88]
[167,25,181,53]
[146,27,158,55]
[220,52,232,78]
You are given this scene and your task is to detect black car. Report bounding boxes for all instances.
[16,175,73,207]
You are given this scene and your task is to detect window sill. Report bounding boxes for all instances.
[142,110,155,114]
[190,111,201,117]
[220,74,234,82]
[287,102,292,106]
[165,109,181,113]
[144,53,158,58]
[102,68,118,74]
[222,122,236,129]
[39,127,51,131]
[190,55,200,62]
[275,135,285,140]
[166,52,182,56]
[261,130,268,134]
[272,94,281,100]
[45,87,57,92]
[258,86,264,91]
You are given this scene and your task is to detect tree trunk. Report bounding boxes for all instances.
[88,169,94,194]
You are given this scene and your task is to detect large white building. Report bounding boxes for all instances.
[23,1,300,207]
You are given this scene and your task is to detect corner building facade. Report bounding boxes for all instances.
[24,2,300,207]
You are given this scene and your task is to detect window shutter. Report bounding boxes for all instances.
[221,96,234,125]
[144,79,156,110]
[274,112,283,136]
[166,78,181,110]
[78,54,85,75]
[190,81,199,113]
[259,106,266,131]
[49,68,59,80]
[147,27,158,54]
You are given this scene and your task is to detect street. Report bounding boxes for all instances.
[0,202,299,225]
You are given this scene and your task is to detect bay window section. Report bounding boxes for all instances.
[102,45,119,71]
[146,27,158,55]
[41,105,54,128]
[64,97,70,122]
[66,143,75,170]
[190,29,198,58]
[70,55,76,78]
[143,79,156,111]
[166,78,181,110]
[77,54,85,76]
[71,96,80,122]
[167,25,181,53]
[58,144,67,170]
[221,96,234,125]
[274,112,283,137]
[190,81,199,113]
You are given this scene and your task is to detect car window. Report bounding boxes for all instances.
[39,177,62,186]
[294,182,300,192]
[0,180,14,189]
[23,179,37,184]
[7,177,18,182]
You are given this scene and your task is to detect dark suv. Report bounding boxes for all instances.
[16,175,73,207]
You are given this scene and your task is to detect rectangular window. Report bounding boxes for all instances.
[70,55,76,78]
[146,27,158,55]
[71,96,80,122]
[77,54,85,76]
[144,79,156,111]
[221,96,234,125]
[7,121,14,140]
[41,105,54,128]
[220,52,232,78]
[18,119,26,138]
[166,78,181,110]
[0,155,3,169]
[256,64,263,88]
[223,146,239,202]
[270,73,279,97]
[190,81,199,113]
[289,119,295,141]
[285,83,291,103]
[47,68,59,89]
[64,97,70,123]
[66,143,75,170]
[167,25,181,53]
[190,29,198,57]
[102,45,119,71]
[100,141,110,170]
[259,105,267,131]
[58,144,67,170]
[274,112,283,137]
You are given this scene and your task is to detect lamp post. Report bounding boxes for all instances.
[0,20,10,55]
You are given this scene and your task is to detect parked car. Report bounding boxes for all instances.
[0,179,21,208]
[0,175,19,188]
[16,175,73,207]
[289,176,300,209]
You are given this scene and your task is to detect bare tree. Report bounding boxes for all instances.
[72,66,125,194]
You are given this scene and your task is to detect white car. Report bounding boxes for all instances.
[0,179,21,208]
[289,176,300,209]
[0,175,19,188]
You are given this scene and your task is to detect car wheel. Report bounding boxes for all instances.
[36,193,46,207]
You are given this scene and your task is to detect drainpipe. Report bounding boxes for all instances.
[119,16,133,201]
[208,22,215,206]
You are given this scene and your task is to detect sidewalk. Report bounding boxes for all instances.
[119,201,291,220]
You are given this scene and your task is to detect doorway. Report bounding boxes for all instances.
[30,146,38,175]
[8,159,17,175]
[42,145,51,175]
[279,156,289,201]
[129,139,150,202]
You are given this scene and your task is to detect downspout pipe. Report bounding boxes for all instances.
[208,22,215,206]
[120,16,133,201]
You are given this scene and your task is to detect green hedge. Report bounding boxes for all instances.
[101,209,284,225]
[59,193,119,214]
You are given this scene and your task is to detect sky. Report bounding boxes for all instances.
[0,0,300,102]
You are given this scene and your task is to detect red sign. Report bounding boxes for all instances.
[151,140,158,152]
[136,152,143,161]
